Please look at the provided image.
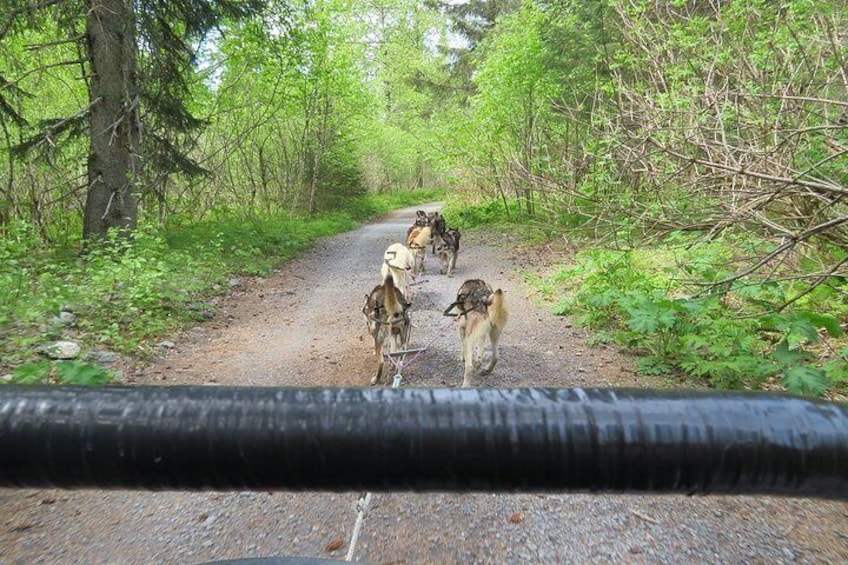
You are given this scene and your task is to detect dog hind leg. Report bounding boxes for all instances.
[461,315,489,387]
[458,316,468,363]
[370,326,386,385]
[462,338,476,388]
[481,323,502,374]
[371,345,383,385]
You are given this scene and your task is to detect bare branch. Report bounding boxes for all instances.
[24,34,85,50]
[646,136,848,197]
[776,255,848,313]
[693,216,848,297]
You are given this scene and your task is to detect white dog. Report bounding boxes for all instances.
[380,243,416,298]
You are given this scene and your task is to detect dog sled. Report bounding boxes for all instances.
[2,385,845,495]
[1,385,845,564]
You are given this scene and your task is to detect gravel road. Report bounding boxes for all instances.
[1,204,846,564]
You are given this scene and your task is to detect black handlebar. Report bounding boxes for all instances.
[0,385,845,499]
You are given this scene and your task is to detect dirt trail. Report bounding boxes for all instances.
[1,205,846,564]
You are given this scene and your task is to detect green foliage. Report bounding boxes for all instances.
[772,341,831,397]
[542,234,847,396]
[442,198,516,229]
[9,360,112,386]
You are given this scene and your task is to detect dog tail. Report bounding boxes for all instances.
[383,274,400,310]
[406,228,420,247]
[489,289,508,329]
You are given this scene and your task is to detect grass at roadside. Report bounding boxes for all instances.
[0,189,444,384]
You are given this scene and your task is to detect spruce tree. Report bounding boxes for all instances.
[0,0,264,240]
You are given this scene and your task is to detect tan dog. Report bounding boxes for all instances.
[447,280,507,388]
[380,243,416,298]
[362,275,411,385]
[406,225,432,275]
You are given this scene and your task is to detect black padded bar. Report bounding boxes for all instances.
[0,386,845,498]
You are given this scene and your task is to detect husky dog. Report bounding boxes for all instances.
[434,228,461,276]
[406,210,430,239]
[429,212,447,253]
[362,275,411,385]
[443,279,492,316]
[445,228,461,252]
[445,280,507,388]
[381,243,416,298]
[406,225,432,276]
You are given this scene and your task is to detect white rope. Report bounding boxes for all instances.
[344,492,372,562]
[345,356,406,561]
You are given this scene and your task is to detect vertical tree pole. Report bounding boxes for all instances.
[83,0,140,241]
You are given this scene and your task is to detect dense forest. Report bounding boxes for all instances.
[1,0,846,395]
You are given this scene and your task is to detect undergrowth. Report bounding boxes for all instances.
[543,240,848,397]
[0,188,444,385]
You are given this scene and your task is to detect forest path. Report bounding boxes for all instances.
[1,205,846,564]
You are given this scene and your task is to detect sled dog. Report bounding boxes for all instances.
[445,280,508,388]
[362,275,411,385]
[406,225,432,276]
[381,243,416,298]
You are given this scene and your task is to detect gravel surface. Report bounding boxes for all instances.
[1,204,846,564]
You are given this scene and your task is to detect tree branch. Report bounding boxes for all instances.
[776,255,848,313]
[0,0,67,41]
[647,136,848,197]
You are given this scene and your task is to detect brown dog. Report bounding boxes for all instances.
[406,210,430,239]
[362,275,411,385]
[434,228,460,276]
[429,212,447,253]
[406,225,432,276]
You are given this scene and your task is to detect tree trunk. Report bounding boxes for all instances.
[83,0,141,241]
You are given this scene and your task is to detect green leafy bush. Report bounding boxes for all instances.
[545,235,847,396]
[10,360,112,386]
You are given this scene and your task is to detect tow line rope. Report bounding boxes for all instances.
[384,317,458,387]
[345,353,406,561]
[344,491,372,562]
[346,314,457,561]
